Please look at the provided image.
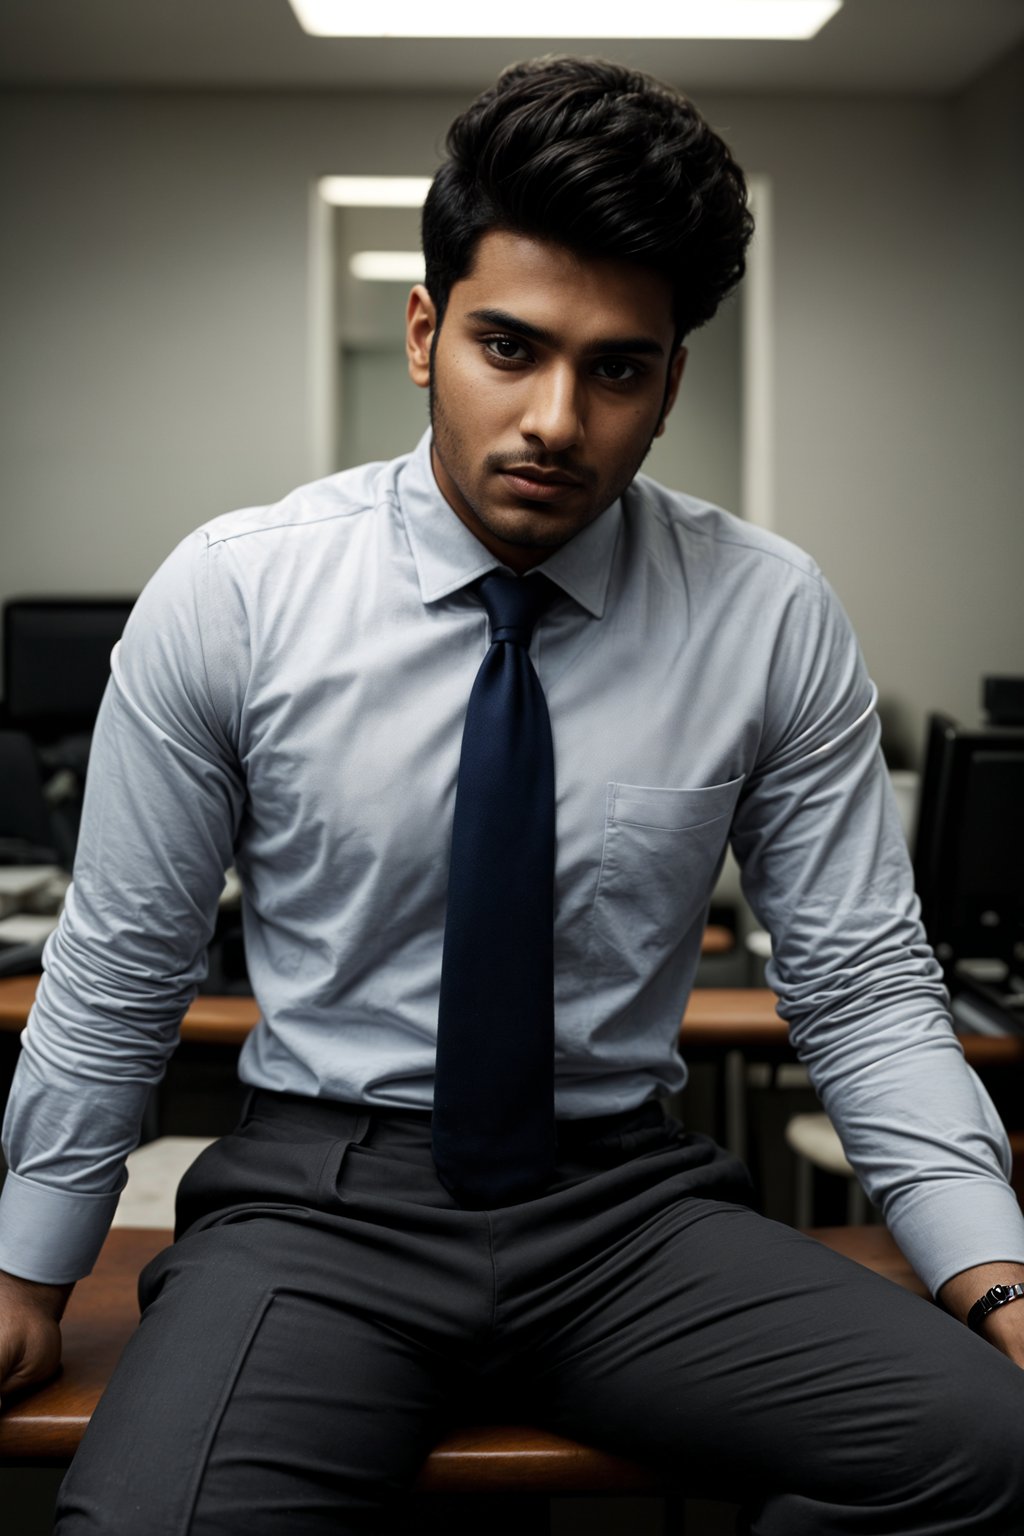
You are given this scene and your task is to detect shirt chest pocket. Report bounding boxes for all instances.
[586,777,745,980]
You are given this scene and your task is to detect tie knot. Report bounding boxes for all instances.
[478,571,551,647]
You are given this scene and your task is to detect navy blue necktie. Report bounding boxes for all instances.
[433,571,557,1207]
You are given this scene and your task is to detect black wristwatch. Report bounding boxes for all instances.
[967,1282,1024,1334]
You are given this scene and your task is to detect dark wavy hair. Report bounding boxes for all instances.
[422,56,754,342]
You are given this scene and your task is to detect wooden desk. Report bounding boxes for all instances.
[676,986,1024,1063]
[0,976,257,1047]
[675,988,1024,1158]
[698,923,734,956]
[1,975,1022,1065]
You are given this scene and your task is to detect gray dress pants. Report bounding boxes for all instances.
[55,1091,1024,1535]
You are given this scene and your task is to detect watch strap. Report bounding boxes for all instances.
[967,1282,1024,1334]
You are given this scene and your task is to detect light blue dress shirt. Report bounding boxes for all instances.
[2,431,1022,1294]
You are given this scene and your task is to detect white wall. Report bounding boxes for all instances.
[710,54,1024,758]
[641,290,742,515]
[0,90,452,599]
[1,56,1021,754]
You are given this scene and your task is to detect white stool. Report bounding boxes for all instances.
[784,1112,867,1227]
[112,1135,214,1228]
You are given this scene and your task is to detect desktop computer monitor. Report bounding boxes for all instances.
[912,712,1024,985]
[2,597,136,742]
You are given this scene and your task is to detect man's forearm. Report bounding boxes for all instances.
[939,1261,1024,1367]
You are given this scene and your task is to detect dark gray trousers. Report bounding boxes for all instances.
[55,1092,1024,1535]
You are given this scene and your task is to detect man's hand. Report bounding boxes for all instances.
[938,1262,1024,1368]
[0,1269,73,1406]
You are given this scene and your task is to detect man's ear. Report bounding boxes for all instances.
[654,346,688,438]
[406,284,437,389]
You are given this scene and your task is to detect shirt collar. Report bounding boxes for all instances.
[398,430,619,620]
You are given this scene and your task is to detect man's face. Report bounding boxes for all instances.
[406,231,686,574]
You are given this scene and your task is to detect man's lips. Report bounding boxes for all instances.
[497,466,584,502]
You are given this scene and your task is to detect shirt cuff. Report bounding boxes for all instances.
[887,1177,1024,1298]
[0,1170,122,1284]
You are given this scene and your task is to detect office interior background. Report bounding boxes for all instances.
[0,6,1022,1533]
[1,0,1022,767]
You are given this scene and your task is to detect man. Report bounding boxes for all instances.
[2,56,1024,1534]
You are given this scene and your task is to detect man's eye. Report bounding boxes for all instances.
[485,336,530,362]
[594,358,638,382]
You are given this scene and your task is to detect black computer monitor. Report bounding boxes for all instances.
[912,712,1024,982]
[2,597,136,742]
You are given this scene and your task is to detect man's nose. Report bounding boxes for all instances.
[518,365,582,452]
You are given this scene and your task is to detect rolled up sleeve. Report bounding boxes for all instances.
[731,575,1024,1297]
[0,530,247,1282]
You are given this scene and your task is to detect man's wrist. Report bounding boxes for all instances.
[938,1261,1024,1323]
[0,1269,73,1323]
[939,1261,1024,1366]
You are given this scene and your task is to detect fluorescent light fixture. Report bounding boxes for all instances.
[349,250,426,282]
[320,176,433,207]
[291,0,842,40]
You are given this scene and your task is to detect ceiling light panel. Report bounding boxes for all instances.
[291,1,842,40]
[349,251,426,281]
[320,176,433,207]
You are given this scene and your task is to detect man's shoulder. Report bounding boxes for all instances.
[197,454,410,553]
[628,472,823,587]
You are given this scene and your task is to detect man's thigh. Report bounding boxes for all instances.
[54,1096,499,1536]
[55,1215,470,1536]
[523,1198,1024,1534]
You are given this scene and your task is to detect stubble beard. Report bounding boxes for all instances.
[427,363,661,554]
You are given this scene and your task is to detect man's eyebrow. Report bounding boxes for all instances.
[465,308,666,358]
